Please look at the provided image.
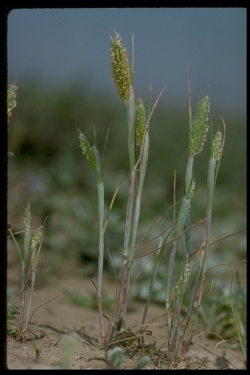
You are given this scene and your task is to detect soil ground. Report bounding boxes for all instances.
[6,244,246,370]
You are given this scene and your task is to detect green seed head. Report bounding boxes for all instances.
[23,202,31,226]
[190,96,210,156]
[176,263,190,296]
[30,226,43,268]
[135,98,147,147]
[186,179,196,200]
[7,84,18,123]
[110,32,133,105]
[32,226,43,245]
[211,131,223,161]
[79,131,97,173]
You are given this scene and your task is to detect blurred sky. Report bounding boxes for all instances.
[7,8,246,117]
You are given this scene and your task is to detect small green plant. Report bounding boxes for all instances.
[107,346,150,369]
[8,203,46,341]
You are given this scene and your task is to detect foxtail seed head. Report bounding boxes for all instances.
[190,96,210,156]
[135,98,147,147]
[186,178,196,200]
[211,131,223,161]
[79,132,97,173]
[176,263,190,296]
[31,227,43,247]
[30,226,43,268]
[24,202,31,226]
[110,32,133,105]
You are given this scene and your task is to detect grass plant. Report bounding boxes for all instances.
[7,203,46,341]
[79,32,165,347]
[77,31,246,366]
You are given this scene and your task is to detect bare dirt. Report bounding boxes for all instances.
[6,245,246,370]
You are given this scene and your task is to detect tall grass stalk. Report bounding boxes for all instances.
[162,87,210,359]
[78,130,106,344]
[108,33,165,343]
[179,126,224,358]
[79,32,163,345]
[24,224,44,332]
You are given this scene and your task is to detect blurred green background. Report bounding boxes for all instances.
[7,77,246,308]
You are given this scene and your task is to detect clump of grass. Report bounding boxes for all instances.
[163,85,223,362]
[79,31,164,347]
[8,203,46,341]
[78,31,245,366]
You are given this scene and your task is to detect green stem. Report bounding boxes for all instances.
[108,88,136,342]
[185,156,194,194]
[25,268,35,332]
[184,156,193,260]
[108,167,136,343]
[203,158,216,273]
[128,131,149,261]
[165,196,190,329]
[183,158,217,353]
[97,180,105,345]
[127,87,136,173]
[179,264,201,356]
[121,131,149,327]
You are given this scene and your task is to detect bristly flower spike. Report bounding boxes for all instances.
[190,96,210,156]
[78,131,97,173]
[135,98,147,147]
[211,131,223,161]
[110,32,133,106]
